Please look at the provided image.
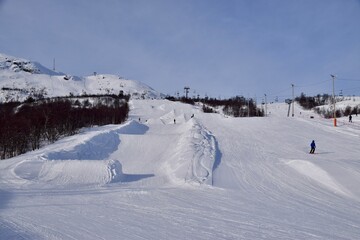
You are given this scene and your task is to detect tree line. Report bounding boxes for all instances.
[165,95,264,117]
[0,96,129,159]
[202,96,264,117]
[295,93,332,110]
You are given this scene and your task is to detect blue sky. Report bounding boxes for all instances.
[1,0,360,101]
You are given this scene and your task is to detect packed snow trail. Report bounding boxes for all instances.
[1,100,360,239]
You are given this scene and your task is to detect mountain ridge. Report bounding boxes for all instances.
[0,53,164,102]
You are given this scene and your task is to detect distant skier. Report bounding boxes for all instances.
[349,115,352,123]
[174,119,176,124]
[310,140,316,154]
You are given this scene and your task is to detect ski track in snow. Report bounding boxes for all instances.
[1,100,360,239]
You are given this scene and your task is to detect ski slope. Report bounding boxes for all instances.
[1,100,360,239]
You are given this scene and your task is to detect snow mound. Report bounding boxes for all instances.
[164,119,218,185]
[118,120,149,135]
[12,158,124,187]
[145,106,196,125]
[40,159,123,186]
[286,160,351,197]
[45,121,148,161]
[11,121,151,187]
[46,131,120,161]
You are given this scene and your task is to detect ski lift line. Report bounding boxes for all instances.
[295,79,330,88]
[337,78,360,82]
[266,94,292,100]
[266,90,292,97]
[266,87,292,98]
[337,86,360,92]
[257,77,358,102]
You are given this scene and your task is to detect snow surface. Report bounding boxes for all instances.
[1,99,360,239]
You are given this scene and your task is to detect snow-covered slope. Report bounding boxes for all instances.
[1,99,360,239]
[0,53,163,101]
[0,53,62,76]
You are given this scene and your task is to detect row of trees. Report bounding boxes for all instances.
[0,96,129,159]
[295,93,332,110]
[314,105,359,118]
[202,96,264,117]
[165,95,264,117]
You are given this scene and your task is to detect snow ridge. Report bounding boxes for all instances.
[0,52,164,101]
[171,119,217,185]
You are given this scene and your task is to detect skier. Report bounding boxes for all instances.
[310,140,316,154]
[349,115,352,123]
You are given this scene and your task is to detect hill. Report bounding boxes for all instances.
[0,53,163,102]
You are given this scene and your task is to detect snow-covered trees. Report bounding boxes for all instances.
[296,93,360,118]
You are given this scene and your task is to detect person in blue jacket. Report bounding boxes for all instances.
[310,140,316,154]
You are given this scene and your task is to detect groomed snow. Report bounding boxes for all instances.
[1,100,360,239]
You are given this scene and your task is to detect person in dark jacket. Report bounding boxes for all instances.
[310,140,316,154]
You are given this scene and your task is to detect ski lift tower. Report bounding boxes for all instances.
[291,84,295,117]
[285,99,292,117]
[263,94,267,117]
[331,74,337,127]
[184,86,190,99]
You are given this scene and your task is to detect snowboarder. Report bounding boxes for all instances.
[349,115,352,123]
[310,140,316,154]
